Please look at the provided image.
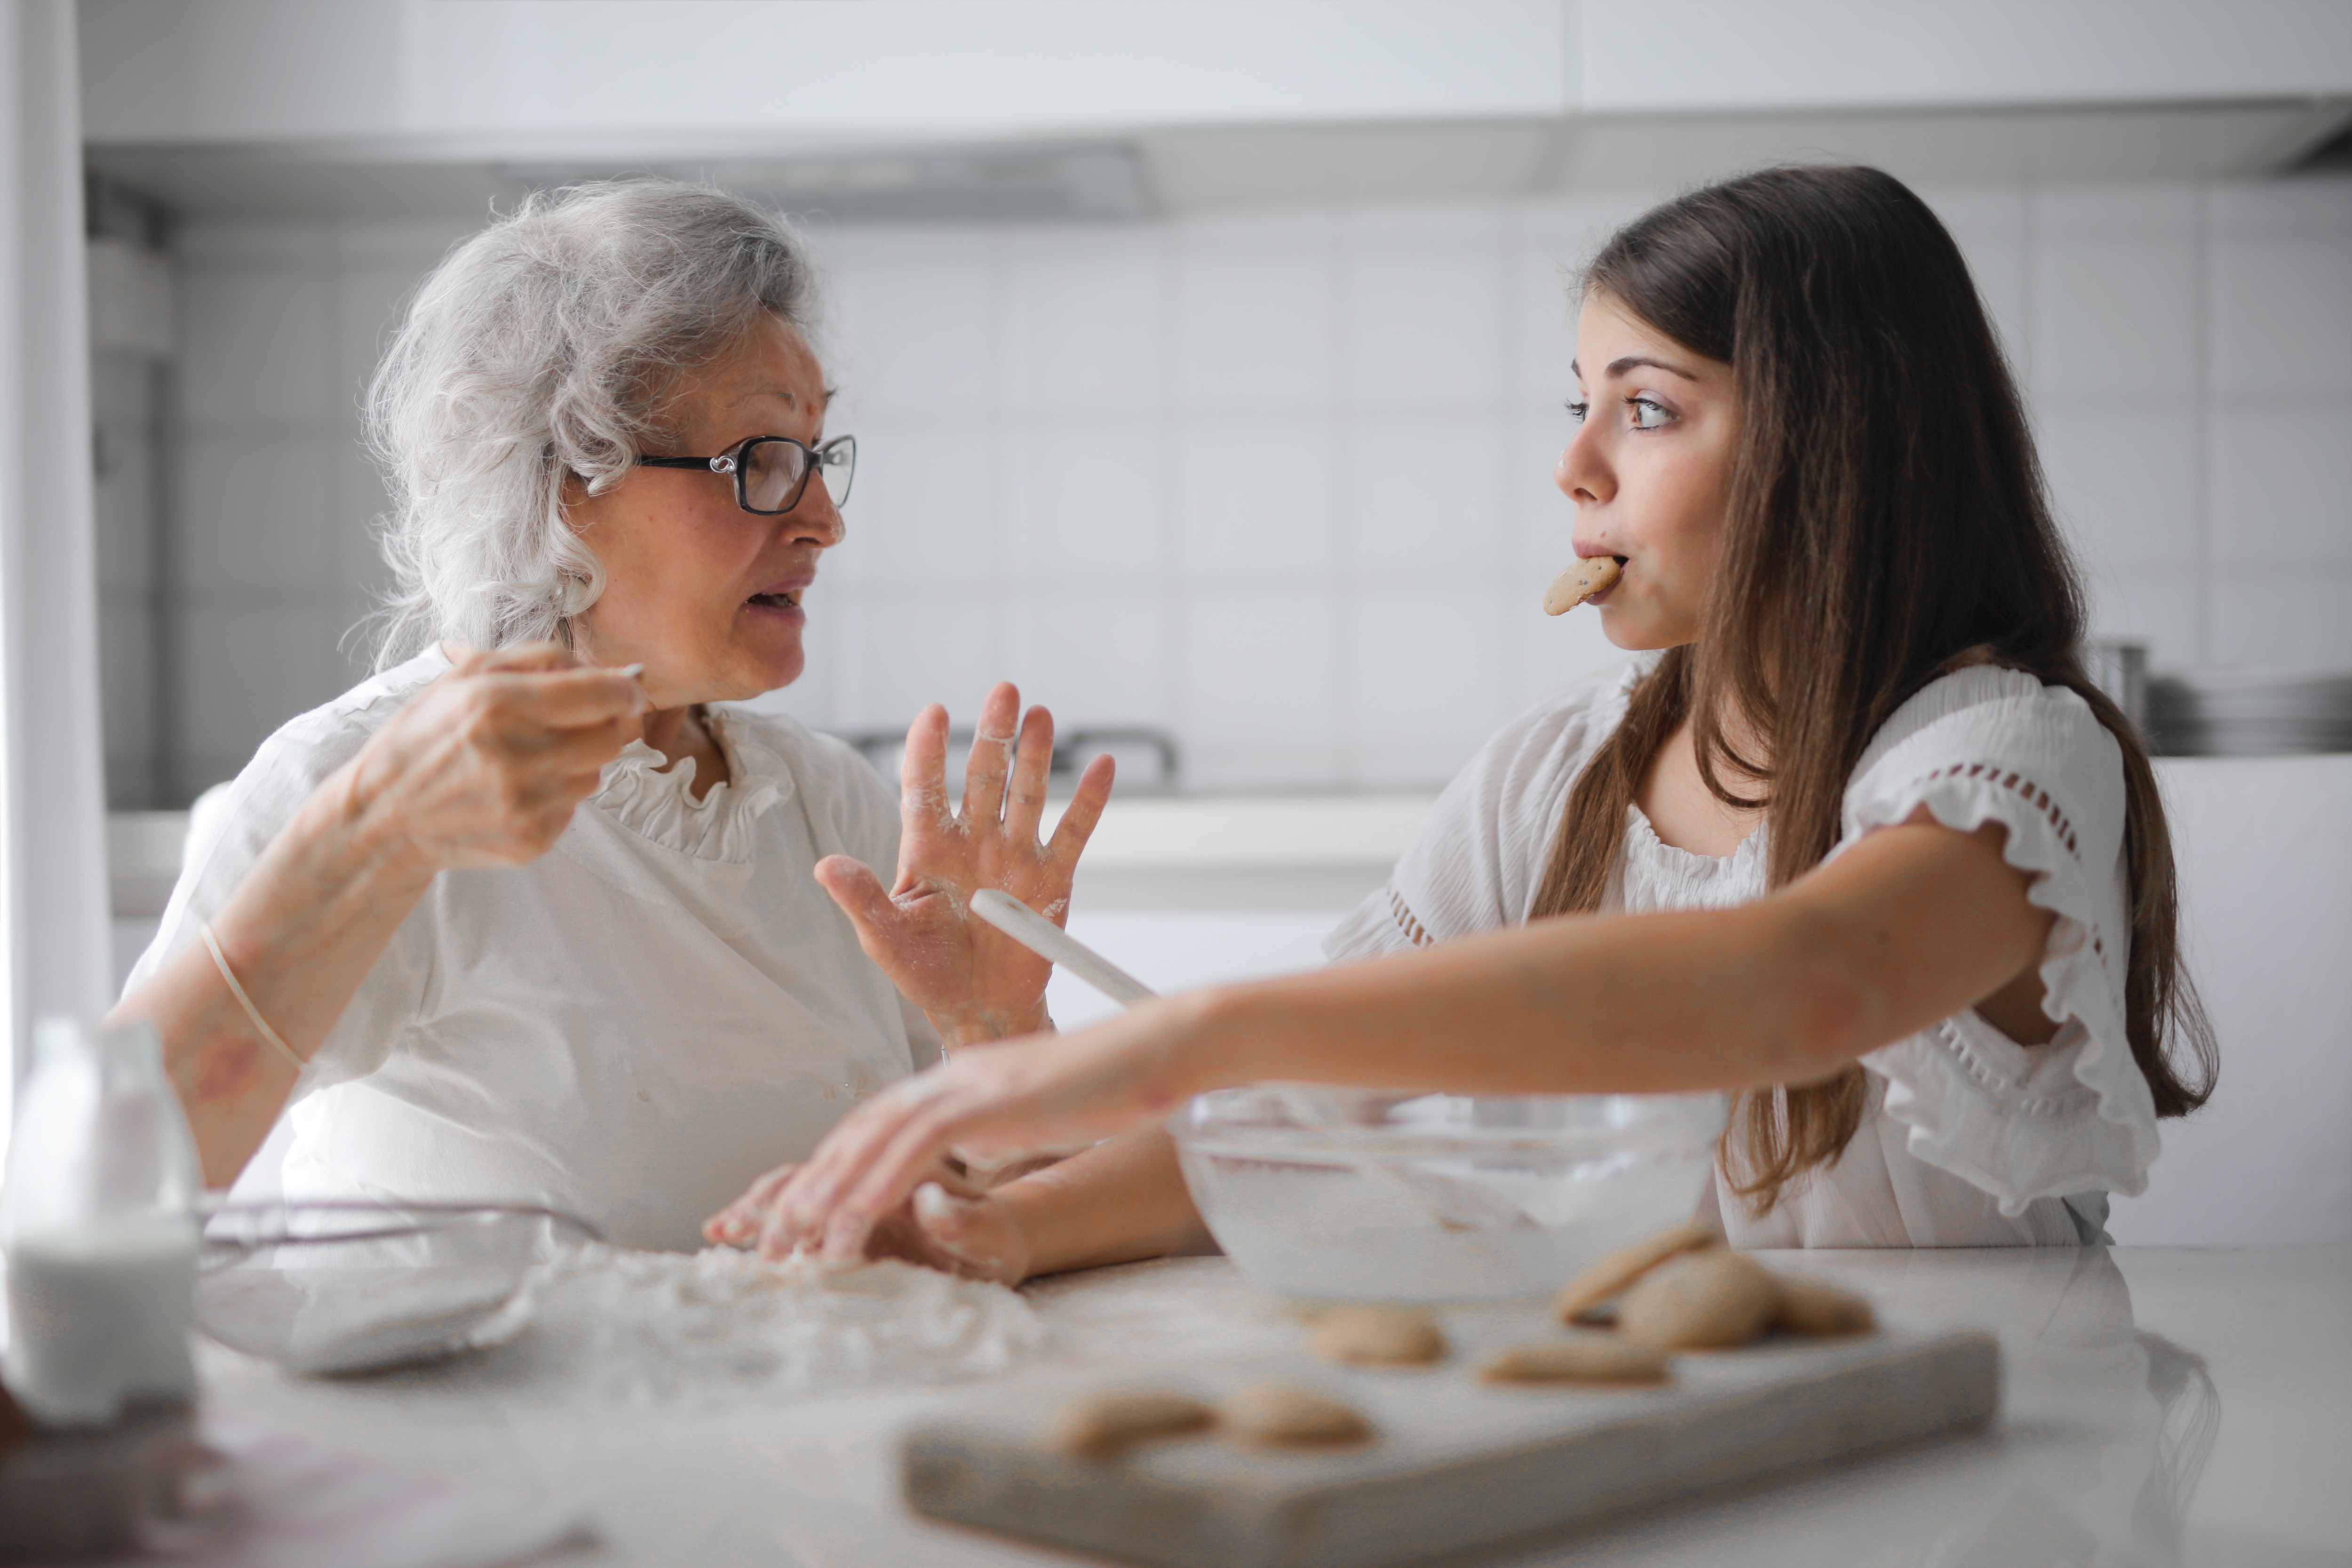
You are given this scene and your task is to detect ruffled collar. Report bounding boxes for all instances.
[592,706,793,862]
[1618,803,1768,914]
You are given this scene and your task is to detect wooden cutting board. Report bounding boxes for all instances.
[901,1325,1997,1568]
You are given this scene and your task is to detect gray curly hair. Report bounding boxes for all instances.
[366,179,818,666]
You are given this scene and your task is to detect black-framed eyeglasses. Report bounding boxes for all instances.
[637,434,856,516]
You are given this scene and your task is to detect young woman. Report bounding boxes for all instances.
[709,165,2217,1271]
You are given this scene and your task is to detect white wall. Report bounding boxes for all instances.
[160,217,464,789]
[79,0,2352,148]
[156,174,2352,797]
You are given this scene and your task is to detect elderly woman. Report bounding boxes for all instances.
[111,180,1109,1251]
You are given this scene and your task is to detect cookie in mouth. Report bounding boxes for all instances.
[1542,556,1624,615]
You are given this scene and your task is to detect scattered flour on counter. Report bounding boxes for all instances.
[530,1244,1045,1404]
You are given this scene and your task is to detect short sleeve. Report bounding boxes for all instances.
[1323,658,1653,965]
[1834,667,2160,1210]
[127,654,447,1094]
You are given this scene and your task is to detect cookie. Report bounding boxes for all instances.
[1223,1382,1374,1447]
[1542,555,1622,615]
[1617,1251,1780,1350]
[1480,1335,1672,1385]
[1307,1305,1446,1366]
[1553,1222,1722,1323]
[1057,1390,1217,1460]
[1772,1276,1875,1337]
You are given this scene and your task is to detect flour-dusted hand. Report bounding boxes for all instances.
[814,682,1114,1044]
[721,1001,1212,1262]
[703,1154,1033,1283]
[342,642,648,871]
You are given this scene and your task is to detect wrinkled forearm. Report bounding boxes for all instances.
[108,761,442,1186]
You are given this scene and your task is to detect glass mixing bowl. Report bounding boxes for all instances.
[1170,1087,1727,1302]
[195,1201,597,1374]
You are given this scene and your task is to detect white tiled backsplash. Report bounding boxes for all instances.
[143,176,2352,797]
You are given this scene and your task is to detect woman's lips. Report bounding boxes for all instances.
[746,581,808,621]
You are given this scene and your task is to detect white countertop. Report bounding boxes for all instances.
[195,1244,2351,1568]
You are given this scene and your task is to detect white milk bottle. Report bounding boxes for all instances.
[2,1018,202,1425]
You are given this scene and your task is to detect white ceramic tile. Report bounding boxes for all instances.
[2033,236,2197,400]
[1343,204,1505,249]
[1174,244,1334,410]
[178,269,336,430]
[1504,417,1577,575]
[1343,586,1510,788]
[98,606,155,764]
[1923,186,2031,369]
[1004,587,1172,728]
[331,218,479,266]
[834,422,998,587]
[179,598,349,773]
[2036,405,2200,572]
[179,433,341,594]
[826,243,1000,417]
[1174,416,1335,582]
[334,263,438,408]
[1508,582,1633,713]
[2210,236,2352,398]
[1006,420,1165,583]
[1510,235,1583,407]
[92,437,157,596]
[2030,183,2200,240]
[2208,404,2352,568]
[737,596,848,734]
[838,588,1002,735]
[1341,413,1505,580]
[2083,568,2205,671]
[1177,207,1339,251]
[175,219,334,268]
[1005,231,1163,414]
[2204,177,2352,239]
[334,441,398,597]
[1177,588,1340,772]
[2212,570,2352,668]
[1342,244,1503,408]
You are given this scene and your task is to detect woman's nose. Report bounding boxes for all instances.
[792,489,847,548]
[1556,423,1612,505]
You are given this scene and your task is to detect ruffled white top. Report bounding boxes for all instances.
[1325,655,2155,1248]
[127,648,938,1251]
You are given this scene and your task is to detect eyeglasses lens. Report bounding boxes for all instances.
[740,440,808,514]
[817,438,855,508]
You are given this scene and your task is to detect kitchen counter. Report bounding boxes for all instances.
[196,1244,2349,1568]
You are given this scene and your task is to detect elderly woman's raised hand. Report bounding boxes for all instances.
[344,642,648,872]
[814,682,1113,1045]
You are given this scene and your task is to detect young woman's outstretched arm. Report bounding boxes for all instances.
[728,812,2053,1263]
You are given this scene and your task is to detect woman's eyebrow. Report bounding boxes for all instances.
[1570,354,1700,382]
[727,384,830,414]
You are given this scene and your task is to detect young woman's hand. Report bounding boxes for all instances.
[814,682,1113,1044]
[710,1004,1211,1262]
[704,1155,1033,1283]
[339,642,647,873]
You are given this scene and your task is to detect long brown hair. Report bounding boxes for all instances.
[1529,166,2215,1212]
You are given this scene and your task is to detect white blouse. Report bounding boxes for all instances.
[1325,655,2158,1248]
[128,648,938,1251]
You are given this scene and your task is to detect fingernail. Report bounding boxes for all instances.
[823,1215,864,1256]
[618,661,644,678]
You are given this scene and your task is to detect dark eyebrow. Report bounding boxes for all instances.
[1568,355,1702,383]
